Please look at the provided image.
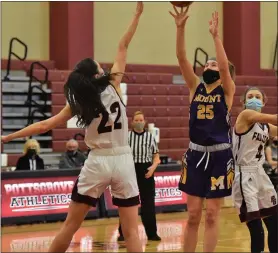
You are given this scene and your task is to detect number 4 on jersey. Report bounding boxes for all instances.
[98,101,122,134]
[255,144,263,161]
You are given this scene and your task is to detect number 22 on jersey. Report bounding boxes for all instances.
[97,101,122,134]
[197,104,214,119]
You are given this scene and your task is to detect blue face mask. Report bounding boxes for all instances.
[245,97,263,111]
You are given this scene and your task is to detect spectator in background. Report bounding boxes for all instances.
[16,139,44,171]
[265,136,278,172]
[59,139,86,169]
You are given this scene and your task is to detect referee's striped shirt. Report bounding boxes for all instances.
[128,130,159,163]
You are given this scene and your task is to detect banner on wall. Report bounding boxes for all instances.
[104,171,187,211]
[1,176,97,218]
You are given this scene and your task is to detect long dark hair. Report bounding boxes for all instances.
[64,58,117,128]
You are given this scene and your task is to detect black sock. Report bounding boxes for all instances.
[246,219,265,253]
[263,215,278,253]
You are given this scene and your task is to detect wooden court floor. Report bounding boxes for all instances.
[1,207,252,252]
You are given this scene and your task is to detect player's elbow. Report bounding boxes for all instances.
[176,51,186,61]
[40,120,52,133]
[224,86,235,97]
[118,40,129,51]
[157,158,161,165]
[222,77,236,96]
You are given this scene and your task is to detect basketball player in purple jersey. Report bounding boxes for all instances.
[170,8,236,252]
[2,2,143,252]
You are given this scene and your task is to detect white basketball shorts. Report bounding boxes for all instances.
[232,165,277,222]
[71,146,140,207]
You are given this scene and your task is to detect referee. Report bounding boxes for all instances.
[118,111,161,241]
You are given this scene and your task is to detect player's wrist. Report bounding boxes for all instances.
[134,13,141,19]
[152,161,160,168]
[5,134,13,143]
[177,24,185,29]
[212,34,220,40]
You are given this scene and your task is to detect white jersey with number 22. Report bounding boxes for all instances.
[85,84,128,149]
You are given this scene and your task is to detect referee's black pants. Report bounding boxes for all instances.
[118,162,157,238]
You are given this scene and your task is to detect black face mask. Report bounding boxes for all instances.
[27,148,37,157]
[67,150,77,157]
[202,69,220,85]
[273,140,278,146]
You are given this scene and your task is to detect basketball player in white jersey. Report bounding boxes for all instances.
[232,87,277,253]
[1,2,143,252]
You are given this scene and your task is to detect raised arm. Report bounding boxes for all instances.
[1,105,72,143]
[209,11,235,107]
[110,2,143,89]
[169,6,199,95]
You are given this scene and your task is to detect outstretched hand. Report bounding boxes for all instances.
[209,11,219,38]
[169,5,190,28]
[1,136,9,143]
[135,2,143,16]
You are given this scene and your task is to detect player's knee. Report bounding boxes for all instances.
[263,215,277,235]
[205,208,220,227]
[187,210,202,227]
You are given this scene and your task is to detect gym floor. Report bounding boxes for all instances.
[1,207,253,252]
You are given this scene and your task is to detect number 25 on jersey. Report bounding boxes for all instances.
[197,104,214,119]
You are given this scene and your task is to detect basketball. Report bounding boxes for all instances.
[170,1,193,7]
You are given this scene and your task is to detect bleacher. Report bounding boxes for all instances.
[33,67,277,162]
[1,39,277,167]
